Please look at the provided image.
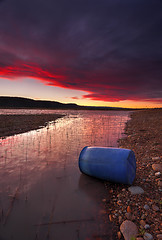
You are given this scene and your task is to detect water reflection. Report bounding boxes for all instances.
[0,110,130,240]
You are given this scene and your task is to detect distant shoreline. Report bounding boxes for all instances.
[0,96,149,111]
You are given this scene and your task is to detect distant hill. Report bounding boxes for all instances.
[0,96,134,110]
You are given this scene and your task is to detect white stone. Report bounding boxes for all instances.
[155,172,161,177]
[128,186,144,195]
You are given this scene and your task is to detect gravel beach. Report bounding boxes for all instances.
[0,114,64,138]
[104,109,162,240]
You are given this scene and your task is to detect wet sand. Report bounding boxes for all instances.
[105,109,162,239]
[0,114,64,138]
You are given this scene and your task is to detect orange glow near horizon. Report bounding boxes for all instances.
[63,98,162,109]
[0,77,161,109]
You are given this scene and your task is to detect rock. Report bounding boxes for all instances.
[157,234,162,240]
[119,216,123,224]
[140,220,146,227]
[131,214,135,221]
[141,214,146,220]
[144,224,150,229]
[128,186,144,195]
[152,157,161,161]
[120,220,138,240]
[144,204,150,210]
[109,214,112,222]
[117,231,122,239]
[127,206,131,213]
[158,181,162,187]
[102,198,107,202]
[144,232,153,240]
[117,201,122,206]
[155,172,161,177]
[125,212,132,220]
[152,204,159,211]
[152,164,162,172]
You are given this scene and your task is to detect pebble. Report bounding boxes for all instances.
[144,224,150,229]
[127,206,131,213]
[157,234,162,240]
[141,214,146,220]
[140,220,146,227]
[144,232,153,240]
[152,204,160,211]
[152,163,162,172]
[128,186,144,195]
[119,216,122,224]
[155,172,161,177]
[144,204,150,210]
[158,181,162,187]
[152,157,161,160]
[117,231,122,239]
[125,212,132,220]
[109,214,112,222]
[120,220,138,240]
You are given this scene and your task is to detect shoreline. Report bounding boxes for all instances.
[0,109,161,239]
[105,109,162,240]
[0,114,64,138]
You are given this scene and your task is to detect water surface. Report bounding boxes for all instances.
[0,110,130,240]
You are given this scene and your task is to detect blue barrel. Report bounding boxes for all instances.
[79,146,136,185]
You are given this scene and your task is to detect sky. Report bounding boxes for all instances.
[0,0,162,108]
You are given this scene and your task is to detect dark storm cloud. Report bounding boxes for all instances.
[0,0,162,102]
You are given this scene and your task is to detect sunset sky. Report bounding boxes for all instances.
[0,0,162,108]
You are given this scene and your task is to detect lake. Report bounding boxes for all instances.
[0,110,130,240]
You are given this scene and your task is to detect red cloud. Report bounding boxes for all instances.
[0,62,162,103]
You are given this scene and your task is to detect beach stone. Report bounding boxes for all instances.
[141,214,146,220]
[152,164,162,172]
[158,181,162,187]
[144,204,150,210]
[120,220,138,240]
[140,220,146,227]
[127,206,131,213]
[155,172,161,177]
[109,214,112,222]
[152,204,159,211]
[152,157,160,161]
[144,232,153,240]
[144,224,150,229]
[125,212,132,220]
[128,186,144,195]
[119,216,123,224]
[117,231,122,239]
[157,234,162,240]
